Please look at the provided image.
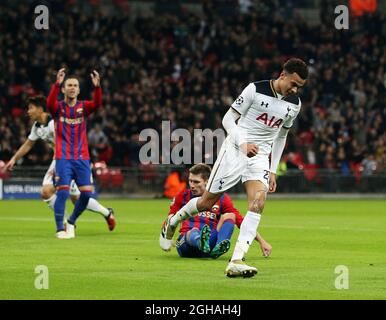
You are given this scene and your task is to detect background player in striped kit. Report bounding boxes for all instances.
[46,68,103,239]
[2,96,116,235]
[162,164,272,259]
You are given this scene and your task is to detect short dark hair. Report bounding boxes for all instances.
[189,163,212,181]
[283,58,308,80]
[64,75,80,85]
[26,95,46,109]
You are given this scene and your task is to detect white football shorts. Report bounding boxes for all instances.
[206,138,270,194]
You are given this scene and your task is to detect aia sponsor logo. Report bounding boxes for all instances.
[256,113,283,128]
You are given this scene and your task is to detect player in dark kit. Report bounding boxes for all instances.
[47,68,111,239]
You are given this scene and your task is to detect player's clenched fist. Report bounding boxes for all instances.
[240,143,259,158]
[90,70,100,87]
[56,68,66,85]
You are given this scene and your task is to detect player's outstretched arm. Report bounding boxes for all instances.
[225,82,259,157]
[269,127,289,192]
[84,70,102,115]
[47,68,65,115]
[222,108,244,145]
[222,108,259,157]
[255,232,272,257]
[56,68,66,85]
[90,70,100,87]
[2,139,36,172]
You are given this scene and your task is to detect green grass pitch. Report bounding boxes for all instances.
[0,199,385,300]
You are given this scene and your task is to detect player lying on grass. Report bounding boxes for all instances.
[161,163,272,259]
[160,58,308,277]
[2,95,116,237]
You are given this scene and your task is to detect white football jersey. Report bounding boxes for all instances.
[28,117,55,150]
[231,80,301,155]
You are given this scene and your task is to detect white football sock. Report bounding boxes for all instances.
[231,211,261,261]
[86,198,110,217]
[44,194,57,211]
[170,197,199,227]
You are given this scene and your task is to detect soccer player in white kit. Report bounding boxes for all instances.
[160,58,308,277]
[3,96,116,237]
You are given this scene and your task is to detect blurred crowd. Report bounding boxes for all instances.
[0,0,385,176]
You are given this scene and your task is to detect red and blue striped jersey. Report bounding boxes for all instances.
[169,189,243,235]
[47,83,102,160]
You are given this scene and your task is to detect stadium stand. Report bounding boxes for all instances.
[0,0,384,181]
